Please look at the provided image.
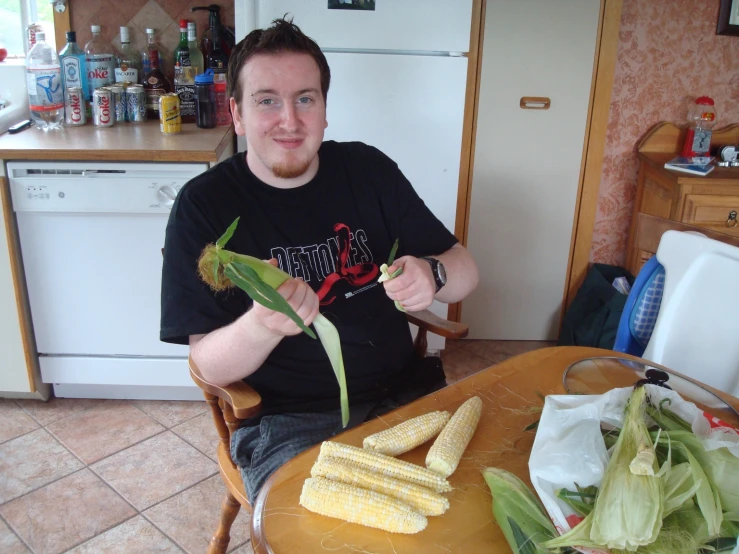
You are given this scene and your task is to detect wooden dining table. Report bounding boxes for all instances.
[249,346,739,554]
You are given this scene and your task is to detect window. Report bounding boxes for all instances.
[0,0,56,58]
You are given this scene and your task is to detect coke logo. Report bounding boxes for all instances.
[89,67,109,79]
[98,96,111,124]
[68,93,82,123]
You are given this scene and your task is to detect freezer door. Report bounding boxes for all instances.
[246,0,473,52]
[324,53,467,234]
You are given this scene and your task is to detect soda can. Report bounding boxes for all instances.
[126,85,146,122]
[93,88,114,127]
[64,86,86,126]
[159,93,181,134]
[108,85,126,123]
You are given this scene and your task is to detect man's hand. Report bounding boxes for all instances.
[382,256,436,312]
[250,259,320,336]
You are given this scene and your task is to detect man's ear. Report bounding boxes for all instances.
[230,97,245,135]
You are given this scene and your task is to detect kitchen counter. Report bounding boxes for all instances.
[0,121,235,163]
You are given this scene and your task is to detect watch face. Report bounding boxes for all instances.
[437,261,447,285]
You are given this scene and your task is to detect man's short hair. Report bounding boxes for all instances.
[227,17,331,107]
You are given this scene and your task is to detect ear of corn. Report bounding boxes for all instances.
[482,467,560,554]
[318,441,452,493]
[299,477,428,534]
[363,410,450,456]
[311,457,449,516]
[200,218,350,427]
[426,396,483,477]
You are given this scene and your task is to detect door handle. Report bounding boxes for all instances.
[727,210,738,228]
[520,97,551,110]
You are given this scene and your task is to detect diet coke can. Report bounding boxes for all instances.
[64,87,86,126]
[93,88,114,127]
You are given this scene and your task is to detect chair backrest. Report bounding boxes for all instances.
[642,231,739,397]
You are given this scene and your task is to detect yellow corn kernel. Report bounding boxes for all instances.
[300,477,428,534]
[363,410,451,456]
[318,441,452,493]
[311,457,450,516]
[425,396,483,478]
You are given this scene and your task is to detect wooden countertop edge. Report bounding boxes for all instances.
[0,148,222,163]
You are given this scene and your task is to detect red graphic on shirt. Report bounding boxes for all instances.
[316,223,379,305]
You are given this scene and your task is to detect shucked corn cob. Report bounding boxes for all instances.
[300,477,428,534]
[311,457,450,516]
[363,411,451,456]
[426,396,483,477]
[318,441,452,493]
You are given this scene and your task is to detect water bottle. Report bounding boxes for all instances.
[26,31,64,130]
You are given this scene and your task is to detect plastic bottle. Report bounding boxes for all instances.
[115,27,141,84]
[59,31,89,101]
[213,63,230,126]
[84,25,115,98]
[26,31,64,130]
[187,22,204,77]
[195,68,216,128]
[681,96,718,161]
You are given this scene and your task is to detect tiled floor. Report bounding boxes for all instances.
[0,339,553,554]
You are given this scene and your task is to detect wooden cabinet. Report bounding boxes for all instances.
[626,122,739,275]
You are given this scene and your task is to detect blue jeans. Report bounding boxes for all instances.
[230,361,446,503]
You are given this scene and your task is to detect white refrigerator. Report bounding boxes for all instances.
[235,0,473,348]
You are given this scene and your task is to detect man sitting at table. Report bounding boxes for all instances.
[160,17,479,502]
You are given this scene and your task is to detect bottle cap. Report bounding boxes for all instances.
[91,25,101,33]
[696,96,715,106]
[120,26,130,42]
[187,21,196,29]
[146,28,155,35]
[180,19,188,30]
[195,68,215,84]
[66,31,76,42]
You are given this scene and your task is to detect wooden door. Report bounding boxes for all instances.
[463,0,601,340]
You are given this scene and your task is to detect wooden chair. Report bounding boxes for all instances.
[189,309,469,554]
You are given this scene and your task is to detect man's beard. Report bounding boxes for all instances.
[272,156,312,179]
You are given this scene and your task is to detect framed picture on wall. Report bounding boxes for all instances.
[717,0,739,36]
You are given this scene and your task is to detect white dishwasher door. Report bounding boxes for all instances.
[8,162,209,399]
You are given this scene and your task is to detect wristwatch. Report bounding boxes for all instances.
[420,257,447,293]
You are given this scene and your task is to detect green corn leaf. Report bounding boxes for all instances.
[387,238,400,265]
[225,262,317,340]
[313,314,349,428]
[216,217,240,249]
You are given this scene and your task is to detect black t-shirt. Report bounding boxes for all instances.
[161,141,458,415]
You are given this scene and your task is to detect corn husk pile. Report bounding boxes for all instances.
[484,386,739,553]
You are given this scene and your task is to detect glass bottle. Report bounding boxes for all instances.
[187,22,204,77]
[84,25,116,98]
[143,49,171,120]
[26,31,64,130]
[140,29,163,85]
[173,20,191,69]
[174,62,196,123]
[59,31,89,101]
[115,26,141,84]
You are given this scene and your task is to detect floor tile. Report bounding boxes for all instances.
[456,339,555,363]
[0,401,39,444]
[0,428,84,504]
[144,475,250,554]
[66,515,181,553]
[440,348,494,384]
[171,412,221,462]
[15,397,101,427]
[0,518,30,554]
[230,541,255,553]
[91,431,217,510]
[0,469,135,554]
[46,400,165,464]
[133,400,208,428]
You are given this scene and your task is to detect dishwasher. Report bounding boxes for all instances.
[8,161,209,400]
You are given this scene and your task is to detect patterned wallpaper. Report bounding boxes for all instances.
[590,0,739,266]
[68,0,235,82]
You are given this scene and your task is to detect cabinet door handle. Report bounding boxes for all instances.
[728,210,738,228]
[520,97,551,110]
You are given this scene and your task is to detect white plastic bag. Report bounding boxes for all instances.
[528,384,739,552]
